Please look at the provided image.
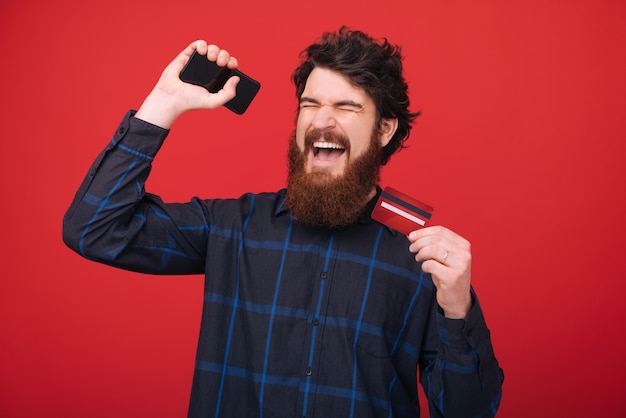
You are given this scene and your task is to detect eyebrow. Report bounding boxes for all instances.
[299,96,364,110]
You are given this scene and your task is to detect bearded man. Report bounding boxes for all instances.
[63,28,503,418]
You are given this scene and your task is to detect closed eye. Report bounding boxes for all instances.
[334,101,364,112]
[299,97,364,112]
[299,97,320,109]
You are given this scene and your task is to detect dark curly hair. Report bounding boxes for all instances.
[292,27,420,165]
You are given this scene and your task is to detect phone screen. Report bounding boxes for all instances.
[179,50,261,114]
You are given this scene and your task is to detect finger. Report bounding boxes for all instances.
[206,44,220,61]
[216,49,231,66]
[190,40,208,55]
[420,258,450,278]
[408,232,449,254]
[409,225,452,242]
[410,227,470,254]
[225,74,240,91]
[209,75,240,104]
[412,227,470,253]
[227,56,239,70]
[167,40,208,74]
[205,46,237,69]
[414,244,451,266]
[180,40,208,59]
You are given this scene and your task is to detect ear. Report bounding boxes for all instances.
[379,118,398,147]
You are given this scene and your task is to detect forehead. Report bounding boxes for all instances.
[302,67,374,106]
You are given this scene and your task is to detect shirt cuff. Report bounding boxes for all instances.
[436,289,491,352]
[111,110,170,159]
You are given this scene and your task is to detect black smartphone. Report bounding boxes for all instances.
[179,50,261,114]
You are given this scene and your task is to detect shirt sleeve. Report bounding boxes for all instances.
[419,290,504,417]
[62,110,209,275]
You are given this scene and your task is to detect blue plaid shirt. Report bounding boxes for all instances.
[63,111,503,417]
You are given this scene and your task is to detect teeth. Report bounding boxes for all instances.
[313,141,344,150]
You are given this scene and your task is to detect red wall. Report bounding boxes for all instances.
[2,1,625,417]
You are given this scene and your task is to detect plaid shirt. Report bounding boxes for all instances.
[63,111,503,417]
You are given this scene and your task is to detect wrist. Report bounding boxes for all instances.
[135,89,185,129]
[440,293,473,320]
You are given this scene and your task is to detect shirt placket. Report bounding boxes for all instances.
[298,232,336,417]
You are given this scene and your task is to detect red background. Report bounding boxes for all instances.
[2,1,625,417]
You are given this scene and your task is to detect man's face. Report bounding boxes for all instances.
[286,67,397,229]
[295,67,383,181]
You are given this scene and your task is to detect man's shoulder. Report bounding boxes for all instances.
[198,189,287,217]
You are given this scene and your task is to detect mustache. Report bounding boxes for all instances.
[304,129,351,153]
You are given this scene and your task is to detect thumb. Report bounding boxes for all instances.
[217,75,240,103]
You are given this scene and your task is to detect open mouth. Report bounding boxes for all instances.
[313,141,346,161]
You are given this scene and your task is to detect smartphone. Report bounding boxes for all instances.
[179,50,261,114]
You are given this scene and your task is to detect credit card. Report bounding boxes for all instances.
[371,187,434,235]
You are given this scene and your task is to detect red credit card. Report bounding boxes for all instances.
[371,187,434,235]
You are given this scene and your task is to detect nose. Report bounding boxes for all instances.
[310,105,337,131]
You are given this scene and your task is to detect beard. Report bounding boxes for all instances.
[286,128,383,229]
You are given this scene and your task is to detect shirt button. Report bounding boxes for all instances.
[321,272,327,279]
[118,127,126,135]
[305,368,312,376]
[312,318,320,326]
